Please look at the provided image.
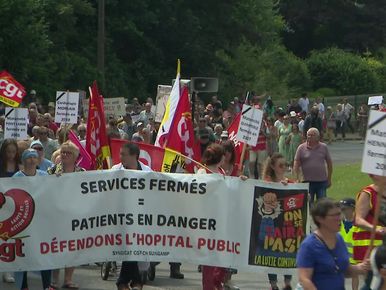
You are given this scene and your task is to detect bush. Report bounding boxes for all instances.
[306,48,381,95]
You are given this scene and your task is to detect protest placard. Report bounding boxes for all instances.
[368,96,384,106]
[0,71,26,107]
[361,110,386,176]
[4,107,28,140]
[0,170,309,273]
[55,91,80,124]
[236,104,263,146]
[83,97,125,119]
[155,85,172,122]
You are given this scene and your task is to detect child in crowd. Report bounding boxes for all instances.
[340,198,359,290]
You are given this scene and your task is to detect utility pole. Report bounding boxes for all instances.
[97,0,105,90]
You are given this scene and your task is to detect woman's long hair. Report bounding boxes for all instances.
[0,139,20,177]
[201,143,224,166]
[262,152,284,182]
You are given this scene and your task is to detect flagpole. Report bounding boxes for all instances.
[238,142,247,174]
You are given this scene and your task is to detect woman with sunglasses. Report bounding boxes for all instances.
[262,153,293,290]
[297,198,369,290]
[48,141,85,290]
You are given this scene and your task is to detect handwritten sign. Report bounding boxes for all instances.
[83,97,125,119]
[362,110,386,176]
[236,104,263,146]
[4,108,28,140]
[55,91,80,124]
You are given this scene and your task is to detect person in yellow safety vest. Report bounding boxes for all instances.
[340,198,359,290]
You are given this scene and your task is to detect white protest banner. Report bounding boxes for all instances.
[362,110,386,176]
[83,97,126,119]
[55,91,80,124]
[0,170,309,273]
[155,85,172,122]
[236,104,263,146]
[4,107,28,140]
[368,96,383,106]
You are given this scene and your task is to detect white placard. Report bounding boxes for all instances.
[361,110,386,176]
[155,85,172,122]
[236,104,263,146]
[83,97,126,119]
[4,108,28,140]
[368,96,383,105]
[0,170,309,273]
[55,91,80,124]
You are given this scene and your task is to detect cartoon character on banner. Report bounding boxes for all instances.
[256,192,282,254]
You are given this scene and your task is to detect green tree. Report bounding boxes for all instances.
[0,0,52,98]
[307,48,381,95]
[278,0,386,57]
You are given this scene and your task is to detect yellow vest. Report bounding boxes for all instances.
[340,221,356,264]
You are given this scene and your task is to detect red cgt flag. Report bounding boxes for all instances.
[165,86,200,173]
[0,71,26,107]
[85,81,110,169]
[227,112,244,164]
[110,139,164,172]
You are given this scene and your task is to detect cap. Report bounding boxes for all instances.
[30,90,36,95]
[30,140,43,149]
[220,131,229,138]
[21,149,39,161]
[340,198,355,208]
[290,111,297,117]
[137,122,144,128]
[48,102,55,108]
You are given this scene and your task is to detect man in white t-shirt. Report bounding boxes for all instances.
[315,97,325,119]
[342,97,354,133]
[298,93,310,113]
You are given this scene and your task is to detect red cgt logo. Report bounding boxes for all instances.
[0,189,35,262]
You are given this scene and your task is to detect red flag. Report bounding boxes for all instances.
[85,81,110,169]
[0,71,26,107]
[68,129,93,170]
[165,87,200,172]
[110,139,164,172]
[227,112,244,164]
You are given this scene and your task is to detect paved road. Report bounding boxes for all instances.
[0,140,365,290]
[327,140,364,165]
[0,262,360,290]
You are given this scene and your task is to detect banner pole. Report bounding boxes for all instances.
[238,143,247,174]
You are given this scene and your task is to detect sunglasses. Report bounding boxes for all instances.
[32,147,43,151]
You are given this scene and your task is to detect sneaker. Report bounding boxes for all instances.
[224,281,240,290]
[271,287,279,290]
[283,286,292,290]
[3,273,15,283]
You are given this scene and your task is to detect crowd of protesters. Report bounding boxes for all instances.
[0,88,385,290]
